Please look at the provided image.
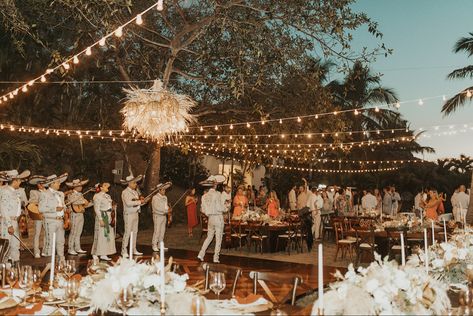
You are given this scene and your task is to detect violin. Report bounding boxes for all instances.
[18,213,29,238]
[110,202,117,228]
[167,209,173,228]
[63,207,71,231]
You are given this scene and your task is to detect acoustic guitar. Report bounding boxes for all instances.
[26,203,43,221]
[69,186,96,213]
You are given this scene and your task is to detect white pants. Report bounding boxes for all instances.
[312,211,321,239]
[6,222,20,262]
[198,215,223,262]
[33,220,43,255]
[122,212,139,254]
[43,219,65,258]
[68,212,84,252]
[152,214,167,247]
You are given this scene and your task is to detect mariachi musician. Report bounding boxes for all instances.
[28,175,47,258]
[66,178,92,256]
[91,182,116,261]
[0,169,30,263]
[151,182,172,252]
[39,173,68,260]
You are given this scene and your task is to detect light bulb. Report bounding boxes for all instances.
[115,27,123,37]
[3,96,7,102]
[73,55,79,64]
[157,0,164,11]
[354,109,359,115]
[315,114,319,119]
[246,122,251,128]
[99,38,106,46]
[9,93,13,99]
[28,80,34,86]
[418,99,423,105]
[86,47,92,56]
[395,102,401,108]
[136,14,143,25]
[442,95,446,101]
[63,62,70,70]
[21,85,28,92]
[229,124,233,130]
[40,75,46,82]
[297,117,301,123]
[375,106,380,112]
[13,89,18,95]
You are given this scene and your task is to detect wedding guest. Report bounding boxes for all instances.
[321,191,332,213]
[247,185,256,206]
[296,178,309,210]
[424,190,441,220]
[185,188,199,237]
[266,190,280,218]
[255,186,267,207]
[451,188,460,221]
[361,190,378,211]
[374,188,382,214]
[391,186,401,214]
[454,185,470,222]
[232,186,248,217]
[437,192,446,215]
[382,186,392,215]
[335,188,348,215]
[91,182,116,261]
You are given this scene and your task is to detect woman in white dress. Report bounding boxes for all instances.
[91,183,116,261]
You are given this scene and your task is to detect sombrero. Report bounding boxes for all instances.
[120,174,143,184]
[0,172,8,182]
[66,179,89,188]
[29,175,47,185]
[42,173,68,186]
[156,181,172,191]
[4,169,31,181]
[199,175,226,187]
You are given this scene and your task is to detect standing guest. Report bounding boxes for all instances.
[185,188,199,237]
[414,189,424,215]
[288,185,297,211]
[198,175,226,263]
[296,178,309,210]
[361,190,378,211]
[335,188,347,215]
[91,183,116,261]
[391,186,401,214]
[266,190,280,218]
[310,189,323,240]
[246,185,256,206]
[28,175,47,258]
[425,190,441,220]
[66,179,90,255]
[374,188,383,214]
[321,191,332,213]
[221,185,232,213]
[39,173,68,260]
[120,175,145,258]
[382,186,392,216]
[0,170,30,263]
[437,192,446,215]
[152,183,172,252]
[232,186,248,217]
[451,188,460,222]
[255,186,267,207]
[345,187,353,212]
[455,185,470,222]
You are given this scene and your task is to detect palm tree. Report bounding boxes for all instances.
[0,139,42,169]
[443,32,473,222]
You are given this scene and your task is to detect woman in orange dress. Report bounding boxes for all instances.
[233,186,248,217]
[424,190,441,220]
[266,190,280,218]
[185,188,198,237]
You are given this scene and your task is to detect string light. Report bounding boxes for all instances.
[467,90,472,98]
[40,76,46,82]
[114,26,123,37]
[85,47,92,56]
[157,0,164,11]
[418,99,424,105]
[73,56,79,64]
[136,14,143,25]
[99,38,106,46]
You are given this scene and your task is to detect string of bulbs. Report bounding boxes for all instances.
[0,0,164,104]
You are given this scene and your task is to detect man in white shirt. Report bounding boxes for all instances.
[120,175,145,258]
[361,190,378,211]
[151,184,171,252]
[28,175,47,258]
[455,185,470,223]
[296,178,308,210]
[66,179,91,255]
[288,185,297,211]
[391,186,401,215]
[0,170,30,262]
[198,175,226,263]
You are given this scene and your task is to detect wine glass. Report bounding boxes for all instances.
[6,267,18,297]
[18,265,33,306]
[209,272,226,299]
[116,285,134,316]
[86,258,100,275]
[65,278,80,316]
[191,295,206,315]
[28,269,42,303]
[63,259,76,280]
[56,258,66,282]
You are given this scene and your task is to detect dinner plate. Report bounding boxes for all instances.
[0,296,21,310]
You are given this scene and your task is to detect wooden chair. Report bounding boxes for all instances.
[333,221,356,261]
[249,271,303,306]
[321,214,334,241]
[248,221,269,254]
[203,263,242,297]
[200,212,209,241]
[385,227,409,261]
[0,239,10,263]
[276,219,298,255]
[230,220,248,251]
[354,225,377,265]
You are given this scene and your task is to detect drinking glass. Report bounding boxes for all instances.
[63,259,76,280]
[65,278,80,315]
[116,285,134,316]
[18,265,33,306]
[56,258,66,281]
[209,272,226,299]
[6,267,18,297]
[86,258,100,275]
[191,295,206,315]
[28,269,42,303]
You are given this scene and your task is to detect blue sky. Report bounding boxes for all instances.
[351,0,473,160]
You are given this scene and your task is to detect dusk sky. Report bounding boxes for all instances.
[352,0,473,160]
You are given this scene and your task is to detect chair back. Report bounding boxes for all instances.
[230,219,244,236]
[248,271,303,305]
[385,226,409,253]
[0,239,10,263]
[203,263,242,297]
[333,221,346,244]
[354,225,376,249]
[248,221,268,240]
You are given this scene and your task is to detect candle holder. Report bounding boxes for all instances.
[45,284,56,302]
[160,301,166,315]
[317,307,324,316]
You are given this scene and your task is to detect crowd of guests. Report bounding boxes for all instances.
[414,185,470,221]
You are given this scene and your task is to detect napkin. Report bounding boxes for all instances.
[235,294,263,305]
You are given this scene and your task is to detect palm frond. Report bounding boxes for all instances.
[447,65,473,80]
[441,86,473,115]
[453,32,473,56]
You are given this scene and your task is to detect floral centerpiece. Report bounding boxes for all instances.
[80,257,188,313]
[312,254,450,315]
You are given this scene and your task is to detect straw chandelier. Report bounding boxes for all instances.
[121,80,196,141]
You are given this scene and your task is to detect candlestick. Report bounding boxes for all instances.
[420,209,423,226]
[46,232,56,302]
[130,232,133,260]
[424,228,429,274]
[318,243,324,314]
[431,221,435,245]
[443,218,447,243]
[400,232,405,266]
[160,241,166,315]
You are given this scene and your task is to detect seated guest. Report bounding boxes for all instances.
[361,190,378,211]
[266,190,280,218]
[232,186,248,217]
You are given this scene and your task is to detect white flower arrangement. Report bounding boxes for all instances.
[81,258,188,313]
[312,253,450,315]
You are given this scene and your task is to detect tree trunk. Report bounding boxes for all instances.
[145,143,161,192]
[467,170,473,224]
